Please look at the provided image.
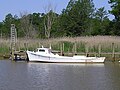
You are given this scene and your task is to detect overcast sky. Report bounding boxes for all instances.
[0,0,114,22]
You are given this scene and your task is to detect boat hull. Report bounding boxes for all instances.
[27,51,105,63]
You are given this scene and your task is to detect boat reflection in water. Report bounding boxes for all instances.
[0,60,120,90]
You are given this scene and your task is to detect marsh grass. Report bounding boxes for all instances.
[0,39,10,54]
[0,36,120,54]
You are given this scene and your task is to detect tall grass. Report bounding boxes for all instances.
[0,39,10,54]
[0,36,120,54]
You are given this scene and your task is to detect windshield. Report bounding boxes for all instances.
[39,49,45,52]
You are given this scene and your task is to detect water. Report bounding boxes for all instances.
[0,60,120,90]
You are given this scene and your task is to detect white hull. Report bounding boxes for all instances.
[27,51,105,63]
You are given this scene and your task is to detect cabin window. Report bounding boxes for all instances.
[39,49,45,52]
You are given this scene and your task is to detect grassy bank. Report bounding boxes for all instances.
[0,36,120,55]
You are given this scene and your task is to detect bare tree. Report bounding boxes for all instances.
[20,11,36,39]
[44,3,56,38]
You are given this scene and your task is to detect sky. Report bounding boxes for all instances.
[0,0,114,22]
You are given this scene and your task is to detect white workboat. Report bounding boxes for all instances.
[26,46,105,63]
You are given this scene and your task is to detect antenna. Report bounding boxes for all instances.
[49,44,51,49]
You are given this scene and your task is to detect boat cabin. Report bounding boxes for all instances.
[35,47,59,56]
[36,48,52,54]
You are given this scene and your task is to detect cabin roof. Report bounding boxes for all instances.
[37,47,50,50]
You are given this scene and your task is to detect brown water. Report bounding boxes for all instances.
[0,60,120,90]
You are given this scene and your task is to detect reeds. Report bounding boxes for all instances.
[0,36,120,54]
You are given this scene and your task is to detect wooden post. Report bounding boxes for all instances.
[112,43,115,61]
[62,43,65,56]
[74,42,77,55]
[98,44,101,57]
[24,43,28,51]
[18,42,20,51]
[72,42,77,55]
[60,43,63,56]
[62,43,64,52]
[11,48,14,61]
[85,44,89,57]
[67,48,70,56]
[24,43,26,51]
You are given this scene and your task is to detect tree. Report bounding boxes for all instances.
[0,22,3,38]
[43,3,56,38]
[2,13,15,38]
[95,7,108,21]
[109,0,120,35]
[91,7,110,35]
[59,0,95,36]
[49,13,60,38]
[31,13,43,38]
[109,0,120,21]
[19,12,37,39]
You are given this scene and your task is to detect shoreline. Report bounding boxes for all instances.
[0,36,120,62]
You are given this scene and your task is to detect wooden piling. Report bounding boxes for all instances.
[72,42,77,55]
[85,44,89,57]
[62,43,64,52]
[112,43,115,61]
[24,43,27,51]
[98,44,101,57]
[60,43,62,56]
[74,42,77,55]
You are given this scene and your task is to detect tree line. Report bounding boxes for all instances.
[0,0,120,39]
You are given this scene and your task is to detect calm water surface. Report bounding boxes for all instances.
[0,60,120,90]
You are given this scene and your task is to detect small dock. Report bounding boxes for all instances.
[12,50,28,61]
